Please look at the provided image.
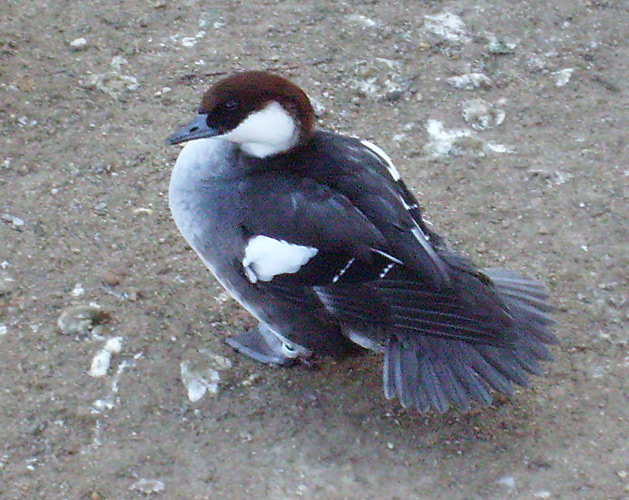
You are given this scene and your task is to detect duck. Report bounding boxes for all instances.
[167,70,557,413]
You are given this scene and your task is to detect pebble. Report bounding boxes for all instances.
[71,283,85,297]
[129,478,165,494]
[462,98,505,131]
[497,475,516,489]
[553,68,573,87]
[180,361,220,402]
[57,304,107,336]
[0,273,16,296]
[423,119,473,157]
[447,73,492,90]
[85,72,139,100]
[180,350,233,401]
[487,37,516,54]
[1,213,25,230]
[240,373,261,386]
[89,337,123,377]
[349,59,403,99]
[424,12,469,43]
[69,37,87,50]
[347,14,379,29]
[101,270,121,286]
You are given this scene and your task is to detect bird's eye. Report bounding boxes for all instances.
[224,100,239,111]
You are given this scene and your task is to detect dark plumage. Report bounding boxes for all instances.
[168,71,557,413]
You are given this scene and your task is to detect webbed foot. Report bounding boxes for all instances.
[225,322,310,366]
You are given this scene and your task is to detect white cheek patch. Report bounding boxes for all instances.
[243,235,318,283]
[361,139,401,181]
[223,101,298,158]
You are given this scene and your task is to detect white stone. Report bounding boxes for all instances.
[424,12,469,43]
[553,68,573,87]
[69,38,87,49]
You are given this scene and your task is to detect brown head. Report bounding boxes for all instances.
[168,71,315,158]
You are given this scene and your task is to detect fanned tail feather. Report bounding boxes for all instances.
[384,268,557,413]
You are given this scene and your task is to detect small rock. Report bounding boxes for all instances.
[497,476,516,489]
[487,37,516,54]
[462,98,505,131]
[180,350,232,402]
[553,68,573,87]
[348,58,403,99]
[447,73,492,90]
[180,362,220,402]
[93,202,107,215]
[129,478,165,494]
[0,273,16,296]
[71,283,85,297]
[69,37,87,50]
[89,349,113,378]
[424,12,469,43]
[484,142,514,154]
[201,349,233,370]
[89,337,124,377]
[57,304,107,336]
[240,373,261,386]
[101,270,121,286]
[347,14,379,29]
[89,337,122,378]
[533,491,551,499]
[84,72,139,100]
[1,213,25,230]
[423,119,474,157]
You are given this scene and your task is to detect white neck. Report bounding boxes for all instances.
[222,101,299,158]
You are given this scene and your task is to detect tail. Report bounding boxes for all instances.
[383,269,558,413]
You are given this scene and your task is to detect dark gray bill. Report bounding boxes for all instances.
[167,113,219,145]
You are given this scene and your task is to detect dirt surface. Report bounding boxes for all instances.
[1,1,627,499]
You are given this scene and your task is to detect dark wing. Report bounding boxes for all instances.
[236,171,519,349]
[238,143,556,413]
[236,173,403,286]
[273,132,452,289]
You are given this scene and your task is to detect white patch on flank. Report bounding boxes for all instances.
[361,139,401,181]
[223,101,299,158]
[243,235,318,283]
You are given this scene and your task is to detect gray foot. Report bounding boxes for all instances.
[225,323,309,366]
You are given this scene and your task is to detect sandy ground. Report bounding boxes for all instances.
[1,1,627,499]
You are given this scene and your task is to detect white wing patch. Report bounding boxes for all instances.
[360,139,401,181]
[243,235,318,283]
